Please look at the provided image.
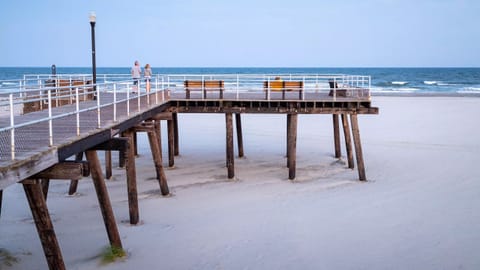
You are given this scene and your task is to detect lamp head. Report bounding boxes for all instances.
[89,12,96,23]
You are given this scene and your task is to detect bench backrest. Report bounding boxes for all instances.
[263,81,303,91]
[184,80,224,90]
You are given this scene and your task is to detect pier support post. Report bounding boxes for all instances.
[41,179,50,200]
[286,114,291,167]
[173,112,179,156]
[123,130,139,225]
[226,113,235,179]
[68,152,83,195]
[350,114,367,181]
[105,150,112,179]
[167,119,175,167]
[341,114,354,169]
[22,180,65,270]
[235,113,244,158]
[333,114,341,158]
[287,114,298,180]
[0,190,3,219]
[85,150,123,248]
[145,123,170,195]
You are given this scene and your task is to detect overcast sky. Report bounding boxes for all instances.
[1,0,479,67]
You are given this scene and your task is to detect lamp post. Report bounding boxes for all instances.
[89,12,96,92]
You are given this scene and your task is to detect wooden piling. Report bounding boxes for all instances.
[105,150,112,180]
[167,119,175,167]
[350,114,367,181]
[333,114,341,158]
[118,132,127,168]
[146,124,170,195]
[341,114,354,169]
[22,180,66,270]
[235,113,244,158]
[85,150,123,248]
[41,179,50,200]
[287,114,298,180]
[0,190,3,219]
[286,114,291,167]
[68,152,83,195]
[225,113,235,179]
[173,112,179,156]
[123,130,139,225]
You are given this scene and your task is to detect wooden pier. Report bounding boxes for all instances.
[0,75,378,269]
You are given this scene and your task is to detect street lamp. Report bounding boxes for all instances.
[89,11,96,92]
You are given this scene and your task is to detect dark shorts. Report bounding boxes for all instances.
[145,77,151,82]
[133,78,140,85]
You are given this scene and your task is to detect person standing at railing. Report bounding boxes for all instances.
[144,63,152,93]
[131,60,142,93]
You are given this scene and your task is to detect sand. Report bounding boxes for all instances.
[1,96,480,269]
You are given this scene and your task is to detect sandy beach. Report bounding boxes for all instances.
[1,96,480,269]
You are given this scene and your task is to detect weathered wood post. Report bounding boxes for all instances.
[0,190,3,219]
[167,119,175,167]
[147,124,170,195]
[235,113,244,158]
[118,132,127,168]
[68,152,83,195]
[105,150,112,179]
[225,113,235,179]
[341,113,354,169]
[123,129,139,225]
[286,114,291,167]
[350,114,367,181]
[23,180,66,270]
[85,150,123,248]
[333,114,341,158]
[287,114,298,180]
[173,112,179,156]
[41,179,50,200]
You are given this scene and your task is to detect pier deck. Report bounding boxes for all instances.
[0,74,378,269]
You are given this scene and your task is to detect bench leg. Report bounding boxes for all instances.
[220,90,224,99]
[186,90,190,99]
[282,90,285,100]
[299,90,302,99]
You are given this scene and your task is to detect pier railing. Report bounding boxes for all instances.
[0,78,168,161]
[0,73,371,161]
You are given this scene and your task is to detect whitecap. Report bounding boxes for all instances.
[391,81,408,85]
[424,81,437,85]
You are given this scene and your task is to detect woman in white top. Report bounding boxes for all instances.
[144,63,152,92]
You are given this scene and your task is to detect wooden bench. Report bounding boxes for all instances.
[263,80,303,100]
[184,80,224,99]
[23,79,94,114]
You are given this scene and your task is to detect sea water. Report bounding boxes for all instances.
[1,67,479,95]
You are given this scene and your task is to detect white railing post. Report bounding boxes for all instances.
[48,90,53,146]
[113,83,117,122]
[76,87,80,136]
[154,76,159,105]
[9,94,15,160]
[127,85,130,117]
[236,74,239,100]
[96,83,101,128]
[302,76,306,100]
[137,85,141,112]
[267,76,271,100]
[202,75,205,100]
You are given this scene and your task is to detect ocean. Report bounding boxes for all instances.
[1,67,479,95]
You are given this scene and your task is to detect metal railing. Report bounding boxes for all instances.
[163,73,371,100]
[0,73,371,161]
[0,77,168,161]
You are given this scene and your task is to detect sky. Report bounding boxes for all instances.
[0,0,479,67]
